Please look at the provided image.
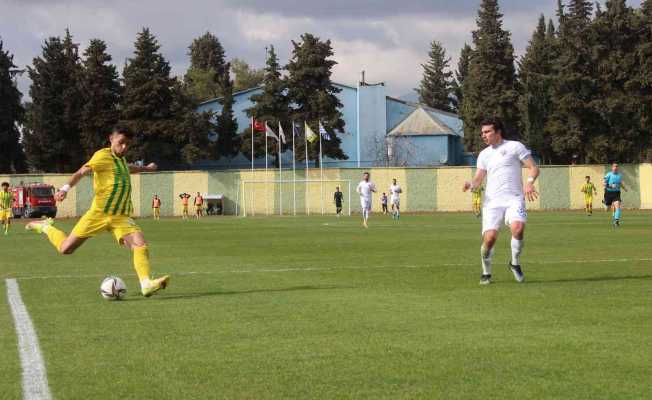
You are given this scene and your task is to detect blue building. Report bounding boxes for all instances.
[197,80,464,168]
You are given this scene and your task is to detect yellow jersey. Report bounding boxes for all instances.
[471,186,484,202]
[0,191,12,210]
[581,182,596,198]
[85,148,133,216]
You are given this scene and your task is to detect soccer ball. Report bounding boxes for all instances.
[100,276,127,300]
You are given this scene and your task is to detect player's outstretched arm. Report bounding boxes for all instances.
[128,162,157,173]
[54,165,92,202]
[523,156,540,202]
[463,169,486,192]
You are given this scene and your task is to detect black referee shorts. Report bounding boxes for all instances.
[604,191,621,206]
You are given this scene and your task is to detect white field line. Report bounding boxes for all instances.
[7,257,652,281]
[5,279,53,400]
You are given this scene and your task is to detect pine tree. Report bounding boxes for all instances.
[24,31,84,172]
[460,0,519,153]
[588,0,640,162]
[184,32,227,102]
[169,81,212,165]
[546,0,596,163]
[415,41,455,112]
[0,39,27,173]
[453,43,472,112]
[121,28,179,166]
[633,0,652,161]
[79,39,120,158]
[244,45,289,163]
[214,71,239,160]
[286,33,347,165]
[518,16,557,164]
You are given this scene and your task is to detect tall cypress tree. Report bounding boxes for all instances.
[518,16,557,164]
[453,43,472,112]
[214,71,239,160]
[184,32,228,102]
[546,0,596,163]
[460,0,519,153]
[588,0,640,162]
[121,28,177,166]
[415,40,455,112]
[79,39,120,158]
[287,33,347,165]
[0,39,27,173]
[24,31,84,172]
[633,0,652,161]
[243,45,289,163]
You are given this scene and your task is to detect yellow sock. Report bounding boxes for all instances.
[133,246,151,283]
[44,226,67,253]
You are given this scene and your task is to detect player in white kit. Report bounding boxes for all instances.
[356,172,376,228]
[389,178,402,219]
[463,118,539,285]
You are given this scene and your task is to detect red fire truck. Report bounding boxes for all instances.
[11,183,57,218]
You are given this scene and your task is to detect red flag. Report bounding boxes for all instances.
[253,119,265,133]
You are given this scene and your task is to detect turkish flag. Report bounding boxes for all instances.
[252,119,265,133]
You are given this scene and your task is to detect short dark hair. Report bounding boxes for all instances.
[1,182,8,188]
[111,125,134,138]
[480,117,504,134]
[585,175,590,179]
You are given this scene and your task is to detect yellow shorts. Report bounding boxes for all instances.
[584,197,593,204]
[182,205,189,212]
[71,209,141,243]
[196,205,203,210]
[0,209,11,220]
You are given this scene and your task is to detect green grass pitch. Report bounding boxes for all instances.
[1,211,652,399]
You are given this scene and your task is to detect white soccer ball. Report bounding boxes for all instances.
[100,276,127,300]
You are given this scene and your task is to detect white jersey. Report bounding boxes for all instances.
[477,140,531,207]
[357,181,376,201]
[389,184,402,200]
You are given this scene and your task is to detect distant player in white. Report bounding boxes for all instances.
[463,118,539,285]
[356,172,376,228]
[389,178,402,219]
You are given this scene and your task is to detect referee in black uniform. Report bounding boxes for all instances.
[334,186,343,216]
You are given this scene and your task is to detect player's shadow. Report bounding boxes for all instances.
[130,284,353,301]
[526,274,652,284]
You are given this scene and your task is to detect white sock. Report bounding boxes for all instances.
[481,244,494,275]
[511,238,523,266]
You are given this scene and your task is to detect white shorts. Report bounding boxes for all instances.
[360,198,372,211]
[482,197,527,234]
[391,197,400,206]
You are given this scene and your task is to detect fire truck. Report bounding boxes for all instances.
[11,183,57,218]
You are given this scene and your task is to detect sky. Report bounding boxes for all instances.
[0,0,645,99]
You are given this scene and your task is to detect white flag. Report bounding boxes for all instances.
[278,122,286,144]
[265,122,279,141]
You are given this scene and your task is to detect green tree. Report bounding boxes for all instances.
[79,39,120,158]
[546,0,596,163]
[23,30,84,172]
[518,16,557,164]
[460,0,519,153]
[453,43,472,112]
[415,41,455,112]
[184,32,227,102]
[588,0,641,162]
[231,58,264,92]
[243,46,289,163]
[214,72,240,160]
[0,39,27,173]
[286,33,347,165]
[636,0,652,160]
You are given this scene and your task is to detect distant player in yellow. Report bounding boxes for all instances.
[580,175,597,216]
[1,182,13,235]
[179,193,191,219]
[26,126,170,297]
[152,195,161,220]
[194,192,204,219]
[471,185,484,217]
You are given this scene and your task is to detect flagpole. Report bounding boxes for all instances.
[305,122,310,216]
[292,120,296,216]
[265,121,269,216]
[278,121,283,216]
[319,120,324,215]
[251,117,254,172]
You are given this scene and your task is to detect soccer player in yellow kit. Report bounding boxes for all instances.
[0,182,12,235]
[26,126,169,297]
[580,175,597,216]
[471,185,484,217]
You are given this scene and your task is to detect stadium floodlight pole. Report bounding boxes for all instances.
[292,120,297,216]
[304,121,310,215]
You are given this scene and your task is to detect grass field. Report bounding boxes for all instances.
[2,211,652,399]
